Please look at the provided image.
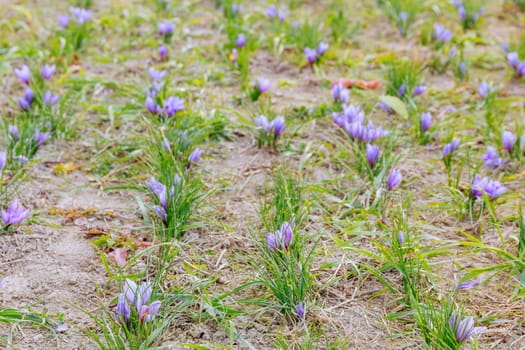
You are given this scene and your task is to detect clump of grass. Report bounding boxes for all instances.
[253,170,316,321]
[376,0,421,37]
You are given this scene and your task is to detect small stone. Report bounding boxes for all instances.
[53,321,69,333]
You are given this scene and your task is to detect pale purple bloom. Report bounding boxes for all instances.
[115,294,131,323]
[518,63,525,77]
[478,81,490,99]
[459,62,467,76]
[266,5,277,18]
[399,12,408,22]
[231,4,242,14]
[1,198,30,226]
[40,64,56,80]
[502,43,509,53]
[148,67,166,81]
[161,138,170,152]
[458,6,466,20]
[256,78,270,94]
[398,231,405,244]
[33,130,49,147]
[236,34,246,48]
[278,10,288,23]
[471,174,506,199]
[147,177,167,202]
[0,277,7,288]
[297,301,304,318]
[507,52,519,69]
[158,45,168,60]
[449,46,457,57]
[145,97,158,115]
[366,144,380,168]
[58,14,70,28]
[502,131,517,152]
[15,65,30,85]
[0,151,6,171]
[154,205,167,223]
[317,42,328,56]
[304,47,317,64]
[433,24,452,42]
[43,90,59,106]
[164,96,184,116]
[397,84,406,98]
[71,7,92,25]
[449,312,486,343]
[267,221,293,251]
[188,148,203,162]
[458,280,479,289]
[332,83,348,104]
[18,97,31,111]
[413,85,427,96]
[378,101,393,114]
[272,116,285,137]
[255,115,272,133]
[158,20,174,36]
[24,88,34,103]
[15,155,29,165]
[443,138,460,157]
[483,147,502,169]
[421,112,432,132]
[230,48,238,62]
[9,125,19,143]
[387,169,402,190]
[140,300,162,322]
[123,280,152,313]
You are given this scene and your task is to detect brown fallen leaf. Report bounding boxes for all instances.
[331,78,381,90]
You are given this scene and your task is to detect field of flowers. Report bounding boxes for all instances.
[0,0,524,349]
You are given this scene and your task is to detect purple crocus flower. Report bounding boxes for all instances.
[236,34,246,48]
[507,52,519,69]
[443,138,460,157]
[40,64,56,80]
[266,5,277,18]
[123,280,152,313]
[278,10,288,23]
[161,138,171,152]
[297,301,304,318]
[58,14,70,28]
[458,280,479,289]
[18,97,31,111]
[188,148,203,163]
[256,78,270,94]
[502,131,517,152]
[518,63,525,77]
[420,112,432,132]
[115,293,131,324]
[457,6,466,20]
[272,116,285,137]
[502,43,509,53]
[147,177,166,198]
[231,4,242,14]
[471,174,506,199]
[304,47,317,64]
[24,88,34,104]
[43,90,59,106]
[433,24,452,42]
[33,130,50,147]
[366,144,380,168]
[158,45,168,60]
[378,101,393,114]
[158,20,175,36]
[413,85,427,96]
[255,115,272,134]
[140,300,162,322]
[145,97,159,115]
[483,147,502,169]
[478,81,490,99]
[9,125,19,143]
[0,277,7,288]
[154,205,167,223]
[0,151,6,171]
[317,42,328,56]
[332,83,349,104]
[387,169,402,190]
[449,312,486,343]
[148,67,166,81]
[1,199,31,226]
[15,65,30,85]
[398,231,405,244]
[71,7,92,25]
[164,96,184,116]
[397,84,406,98]
[267,221,294,252]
